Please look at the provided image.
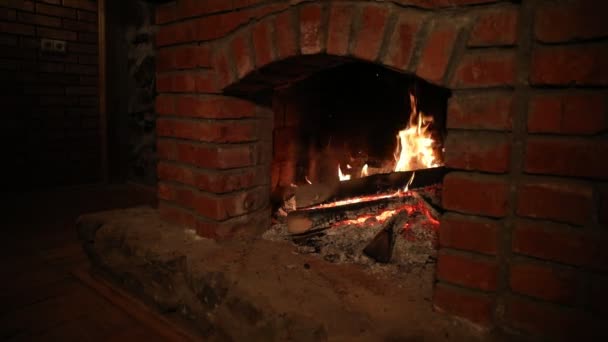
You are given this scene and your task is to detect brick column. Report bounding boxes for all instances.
[155,93,272,238]
[503,1,608,339]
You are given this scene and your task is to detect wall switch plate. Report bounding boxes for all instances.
[41,38,53,51]
[40,38,67,54]
[53,40,66,53]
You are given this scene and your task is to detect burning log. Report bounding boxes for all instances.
[363,211,409,263]
[271,185,297,220]
[286,192,417,234]
[295,167,446,209]
[292,181,340,212]
[410,190,441,219]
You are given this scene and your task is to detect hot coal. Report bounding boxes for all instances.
[263,185,441,268]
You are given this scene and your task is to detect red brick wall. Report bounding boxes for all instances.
[0,0,99,187]
[154,0,608,338]
[271,87,300,190]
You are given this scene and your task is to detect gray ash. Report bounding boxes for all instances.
[263,186,441,270]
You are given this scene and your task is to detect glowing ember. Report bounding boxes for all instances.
[304,189,405,211]
[335,208,399,226]
[332,193,440,233]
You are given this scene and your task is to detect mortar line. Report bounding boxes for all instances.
[496,0,534,329]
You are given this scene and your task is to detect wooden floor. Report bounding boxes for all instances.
[0,184,178,341]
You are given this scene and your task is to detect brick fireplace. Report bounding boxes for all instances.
[153,0,607,339]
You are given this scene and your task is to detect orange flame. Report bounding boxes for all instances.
[393,92,442,172]
[361,164,369,177]
[338,164,351,181]
[335,90,442,182]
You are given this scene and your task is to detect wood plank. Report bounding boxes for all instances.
[0,276,81,316]
[1,184,161,341]
[28,316,99,342]
[107,325,169,341]
[72,268,202,342]
[0,283,112,339]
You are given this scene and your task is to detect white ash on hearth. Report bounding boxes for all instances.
[263,185,441,269]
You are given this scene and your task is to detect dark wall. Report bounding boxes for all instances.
[0,0,100,189]
[106,0,157,185]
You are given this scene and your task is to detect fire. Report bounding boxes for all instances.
[393,92,442,171]
[338,163,370,181]
[334,90,442,182]
[305,90,442,185]
[331,195,439,230]
[338,164,351,181]
[361,164,368,177]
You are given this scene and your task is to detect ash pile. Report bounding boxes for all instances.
[263,169,444,269]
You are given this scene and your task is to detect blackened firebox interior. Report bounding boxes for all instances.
[272,61,450,185]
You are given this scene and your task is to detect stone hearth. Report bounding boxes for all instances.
[78,207,495,341]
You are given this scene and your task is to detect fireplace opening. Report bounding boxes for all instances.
[258,59,451,267]
[271,61,449,189]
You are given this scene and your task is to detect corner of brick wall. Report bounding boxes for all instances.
[503,0,608,339]
[428,0,520,331]
[438,0,608,339]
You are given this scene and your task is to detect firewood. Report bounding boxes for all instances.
[287,192,416,234]
[295,167,446,209]
[286,216,314,234]
[293,181,340,210]
[363,211,409,263]
[410,191,441,220]
[271,185,296,211]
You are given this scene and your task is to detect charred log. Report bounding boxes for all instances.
[287,193,417,234]
[271,185,297,220]
[295,167,446,209]
[363,211,409,263]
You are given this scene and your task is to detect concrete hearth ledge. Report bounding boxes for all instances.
[77,207,494,342]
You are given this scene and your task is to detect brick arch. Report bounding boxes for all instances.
[155,0,520,311]
[156,1,477,242]
[211,2,469,93]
